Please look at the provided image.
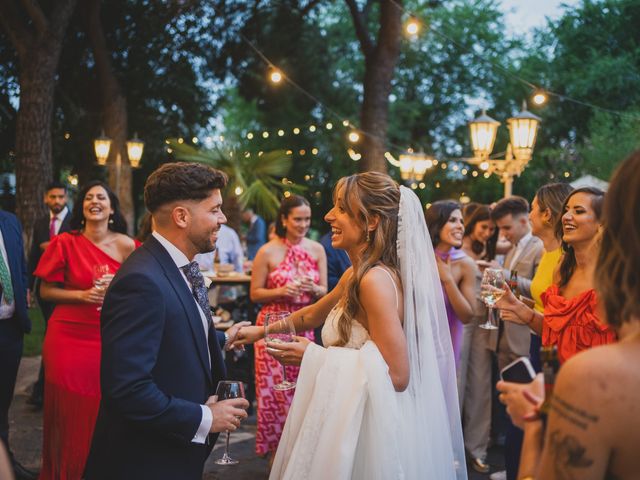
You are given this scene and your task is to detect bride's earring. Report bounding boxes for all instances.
[366,230,370,242]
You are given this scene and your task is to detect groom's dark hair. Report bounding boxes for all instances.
[144,162,228,212]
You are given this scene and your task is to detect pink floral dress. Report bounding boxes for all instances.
[254,240,319,455]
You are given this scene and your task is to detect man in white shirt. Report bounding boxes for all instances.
[86,162,249,480]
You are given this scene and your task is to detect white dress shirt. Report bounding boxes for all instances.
[151,231,213,444]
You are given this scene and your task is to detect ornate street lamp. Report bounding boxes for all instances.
[466,102,541,197]
[126,133,145,168]
[469,110,500,161]
[94,130,112,166]
[508,102,541,162]
[398,150,434,182]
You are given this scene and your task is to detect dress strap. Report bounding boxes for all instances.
[373,266,399,310]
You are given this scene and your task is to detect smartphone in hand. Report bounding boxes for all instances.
[500,356,536,384]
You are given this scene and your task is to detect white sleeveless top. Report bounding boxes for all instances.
[321,267,399,350]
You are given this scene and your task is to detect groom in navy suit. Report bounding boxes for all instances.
[86,163,249,480]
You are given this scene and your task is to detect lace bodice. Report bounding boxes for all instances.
[321,305,370,349]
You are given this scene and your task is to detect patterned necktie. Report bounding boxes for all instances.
[49,216,57,239]
[0,252,14,304]
[181,261,212,328]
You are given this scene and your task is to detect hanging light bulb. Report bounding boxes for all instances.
[405,16,420,36]
[532,90,547,106]
[269,68,283,84]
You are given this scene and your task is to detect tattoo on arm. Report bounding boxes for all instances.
[549,430,594,480]
[551,395,599,431]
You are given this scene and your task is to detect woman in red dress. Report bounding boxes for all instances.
[250,195,327,462]
[35,181,139,479]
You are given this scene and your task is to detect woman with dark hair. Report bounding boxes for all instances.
[497,187,615,364]
[498,151,640,479]
[34,181,139,479]
[249,194,327,462]
[461,203,499,261]
[425,201,476,372]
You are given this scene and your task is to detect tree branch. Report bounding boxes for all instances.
[19,0,48,35]
[344,0,375,58]
[0,1,32,58]
[300,0,322,16]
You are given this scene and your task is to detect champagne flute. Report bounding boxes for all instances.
[214,380,246,466]
[479,268,505,330]
[264,311,296,391]
[92,264,111,311]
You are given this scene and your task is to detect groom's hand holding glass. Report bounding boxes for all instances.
[206,394,249,433]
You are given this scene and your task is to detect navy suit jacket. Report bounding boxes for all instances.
[0,211,29,332]
[28,210,71,289]
[320,232,351,292]
[86,236,226,480]
[246,215,266,260]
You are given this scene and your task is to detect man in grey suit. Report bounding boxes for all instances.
[489,196,542,480]
[490,196,543,370]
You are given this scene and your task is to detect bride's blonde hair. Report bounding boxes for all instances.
[334,172,400,346]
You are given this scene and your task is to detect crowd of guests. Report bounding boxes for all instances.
[0,150,638,479]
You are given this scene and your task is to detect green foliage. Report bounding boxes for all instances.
[168,139,299,220]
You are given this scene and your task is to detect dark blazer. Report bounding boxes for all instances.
[0,211,29,332]
[28,210,71,289]
[246,215,266,260]
[320,232,351,292]
[86,236,226,480]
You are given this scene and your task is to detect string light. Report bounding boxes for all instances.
[348,131,360,143]
[64,132,71,140]
[405,16,420,37]
[262,131,269,138]
[247,132,254,139]
[326,122,333,130]
[178,138,184,144]
[311,148,319,155]
[192,137,198,144]
[234,186,243,195]
[533,90,548,106]
[342,120,350,127]
[269,68,283,84]
[472,170,479,177]
[293,128,300,135]
[564,171,571,178]
[299,149,306,155]
[278,129,285,136]
[309,125,316,132]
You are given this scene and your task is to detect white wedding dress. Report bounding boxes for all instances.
[269,187,467,480]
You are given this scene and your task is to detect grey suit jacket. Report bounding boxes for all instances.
[490,234,543,359]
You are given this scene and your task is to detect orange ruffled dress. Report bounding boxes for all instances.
[541,285,616,364]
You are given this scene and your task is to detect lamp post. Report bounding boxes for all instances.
[126,133,145,168]
[467,102,541,197]
[93,130,112,166]
[398,150,435,183]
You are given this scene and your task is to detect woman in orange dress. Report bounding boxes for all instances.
[496,187,615,364]
[35,181,139,479]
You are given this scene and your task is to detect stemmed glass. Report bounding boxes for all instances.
[214,380,246,466]
[92,264,112,311]
[479,268,505,330]
[264,311,296,391]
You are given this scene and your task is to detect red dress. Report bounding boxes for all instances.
[34,233,138,480]
[541,285,616,364]
[254,240,319,455]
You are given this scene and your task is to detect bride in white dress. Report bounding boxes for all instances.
[234,172,467,479]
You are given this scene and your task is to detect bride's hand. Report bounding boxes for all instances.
[229,325,263,348]
[266,336,311,366]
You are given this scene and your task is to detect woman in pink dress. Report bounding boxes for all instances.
[250,195,327,462]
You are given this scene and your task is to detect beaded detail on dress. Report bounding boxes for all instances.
[321,305,370,349]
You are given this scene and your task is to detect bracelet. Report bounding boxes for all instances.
[223,332,229,346]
